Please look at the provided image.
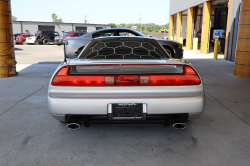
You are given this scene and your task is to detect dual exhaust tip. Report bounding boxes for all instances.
[66,122,186,130]
[172,123,186,130]
[67,123,81,130]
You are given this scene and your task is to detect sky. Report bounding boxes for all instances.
[11,0,170,25]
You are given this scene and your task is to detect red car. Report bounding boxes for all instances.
[62,31,87,44]
[16,34,34,45]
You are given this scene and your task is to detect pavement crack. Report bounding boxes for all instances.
[205,92,250,126]
[0,84,48,117]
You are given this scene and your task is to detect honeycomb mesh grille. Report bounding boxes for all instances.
[82,41,168,59]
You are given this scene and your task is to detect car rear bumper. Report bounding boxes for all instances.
[54,39,62,45]
[48,85,205,122]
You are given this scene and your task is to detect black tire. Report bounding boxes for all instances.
[163,46,175,58]
[22,40,27,45]
[57,44,61,46]
[43,38,50,45]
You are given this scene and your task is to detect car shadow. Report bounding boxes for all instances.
[15,48,23,51]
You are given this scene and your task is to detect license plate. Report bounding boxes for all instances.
[108,103,146,120]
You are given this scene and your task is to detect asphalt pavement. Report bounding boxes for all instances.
[0,45,249,166]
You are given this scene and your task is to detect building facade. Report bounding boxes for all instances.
[12,21,111,36]
[169,0,250,78]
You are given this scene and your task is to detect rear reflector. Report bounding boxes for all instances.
[52,65,201,86]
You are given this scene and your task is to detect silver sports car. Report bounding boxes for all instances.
[48,37,204,130]
[64,28,183,59]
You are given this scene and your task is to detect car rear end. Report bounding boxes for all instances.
[26,36,36,44]
[48,37,204,129]
[15,35,22,44]
[54,36,63,45]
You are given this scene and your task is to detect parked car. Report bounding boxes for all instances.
[15,34,33,45]
[26,36,38,45]
[48,37,204,130]
[36,31,60,45]
[62,31,87,44]
[54,36,64,45]
[54,32,72,45]
[13,33,25,40]
[64,28,183,59]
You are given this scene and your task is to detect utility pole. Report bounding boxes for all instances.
[139,14,142,32]
[0,0,16,78]
[84,15,88,24]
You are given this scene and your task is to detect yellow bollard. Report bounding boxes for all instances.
[193,38,198,54]
[170,36,173,40]
[214,39,219,60]
[179,37,183,44]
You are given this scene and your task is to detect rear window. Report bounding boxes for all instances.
[79,40,169,59]
[92,32,115,38]
[63,32,71,36]
[72,33,79,36]
[79,32,86,36]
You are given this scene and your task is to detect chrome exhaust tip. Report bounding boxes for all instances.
[172,123,186,130]
[66,123,81,130]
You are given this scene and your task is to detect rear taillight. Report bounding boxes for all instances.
[52,65,201,86]
[139,66,200,86]
[52,66,114,86]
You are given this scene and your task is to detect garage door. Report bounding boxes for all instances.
[75,27,87,32]
[38,25,55,31]
[96,27,103,30]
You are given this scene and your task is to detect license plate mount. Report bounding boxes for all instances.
[108,103,147,120]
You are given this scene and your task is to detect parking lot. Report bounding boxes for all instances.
[0,45,250,166]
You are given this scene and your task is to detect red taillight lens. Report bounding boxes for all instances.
[52,67,115,86]
[139,66,201,86]
[52,65,201,86]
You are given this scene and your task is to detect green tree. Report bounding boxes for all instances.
[108,23,169,34]
[12,16,17,21]
[109,23,117,28]
[144,26,148,35]
[51,13,62,22]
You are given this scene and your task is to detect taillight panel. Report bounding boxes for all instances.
[52,65,201,86]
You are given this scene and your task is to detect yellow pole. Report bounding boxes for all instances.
[179,37,183,45]
[200,1,211,54]
[0,0,16,78]
[176,12,182,42]
[214,39,219,60]
[169,15,173,40]
[186,8,193,50]
[193,38,198,54]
